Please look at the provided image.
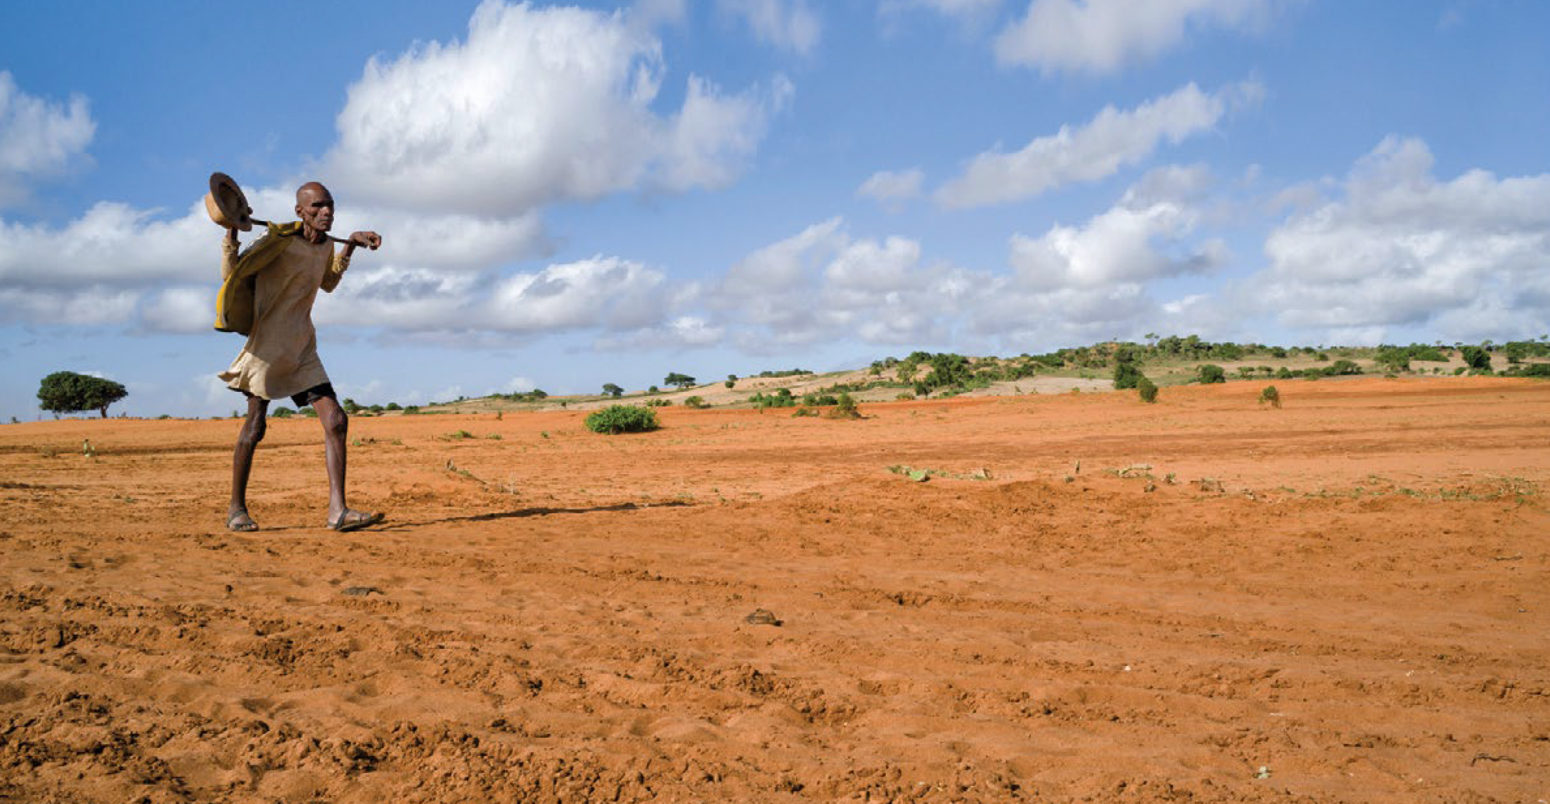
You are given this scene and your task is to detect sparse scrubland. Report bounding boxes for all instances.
[2,376,1547,801]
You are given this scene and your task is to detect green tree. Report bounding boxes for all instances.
[663,372,696,389]
[38,371,128,418]
[1196,364,1226,384]
[602,382,624,398]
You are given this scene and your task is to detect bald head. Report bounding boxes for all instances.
[295,182,335,236]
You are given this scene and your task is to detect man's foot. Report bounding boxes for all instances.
[327,509,384,532]
[227,509,259,532]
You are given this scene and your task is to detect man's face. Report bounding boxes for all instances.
[295,184,335,232]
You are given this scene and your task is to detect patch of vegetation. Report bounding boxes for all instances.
[750,388,797,408]
[683,395,709,409]
[1196,364,1226,384]
[602,383,623,398]
[1259,385,1281,408]
[826,393,861,419]
[584,405,660,435]
[887,464,992,482]
[1137,377,1158,403]
[664,372,696,389]
[755,368,812,378]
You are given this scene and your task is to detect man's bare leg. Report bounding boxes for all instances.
[315,396,381,530]
[229,395,268,531]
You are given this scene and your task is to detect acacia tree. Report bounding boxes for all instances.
[38,371,128,418]
[601,382,623,398]
[663,372,696,389]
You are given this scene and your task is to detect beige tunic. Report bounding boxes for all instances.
[218,234,349,401]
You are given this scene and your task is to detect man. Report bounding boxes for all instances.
[216,182,383,532]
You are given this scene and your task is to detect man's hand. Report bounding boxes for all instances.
[226,226,240,246]
[348,231,381,251]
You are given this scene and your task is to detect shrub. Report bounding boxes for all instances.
[827,393,861,419]
[644,398,672,407]
[1276,367,1293,380]
[272,406,294,418]
[1113,361,1145,390]
[1137,377,1158,404]
[584,405,660,434]
[1197,364,1226,384]
[791,406,819,418]
[1259,385,1281,408]
[750,388,796,408]
[385,402,402,411]
[683,395,709,409]
[1460,345,1492,371]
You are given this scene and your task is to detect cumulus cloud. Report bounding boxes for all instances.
[994,0,1279,75]
[718,0,822,54]
[1009,200,1225,290]
[0,71,96,208]
[0,286,138,327]
[314,255,677,337]
[326,0,789,216]
[1250,136,1550,341]
[0,201,210,288]
[856,169,924,206]
[935,81,1258,208]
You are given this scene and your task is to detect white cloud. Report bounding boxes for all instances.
[935,81,1258,208]
[0,201,210,288]
[856,169,924,206]
[718,0,822,54]
[503,375,537,393]
[1250,136,1550,341]
[326,0,788,217]
[994,0,1279,75]
[0,71,96,207]
[1009,200,1225,290]
[0,286,138,326]
[141,287,211,333]
[488,256,670,331]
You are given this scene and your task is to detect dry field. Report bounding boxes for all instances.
[1,376,1547,802]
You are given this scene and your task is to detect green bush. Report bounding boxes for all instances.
[1113,361,1145,390]
[584,405,660,434]
[1259,385,1281,408]
[683,395,709,409]
[1197,364,1226,384]
[827,392,861,419]
[271,406,294,418]
[1460,345,1492,371]
[1137,377,1158,403]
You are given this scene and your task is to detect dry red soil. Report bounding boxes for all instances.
[1,376,1547,802]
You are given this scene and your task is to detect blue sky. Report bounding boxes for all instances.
[2,0,1547,419]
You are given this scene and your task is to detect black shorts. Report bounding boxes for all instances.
[236,382,337,409]
[288,382,337,408]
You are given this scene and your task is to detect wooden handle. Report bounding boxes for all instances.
[250,217,351,244]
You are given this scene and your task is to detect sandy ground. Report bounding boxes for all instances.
[1,376,1547,802]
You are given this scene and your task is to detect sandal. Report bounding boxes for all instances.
[327,509,385,532]
[227,510,259,532]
